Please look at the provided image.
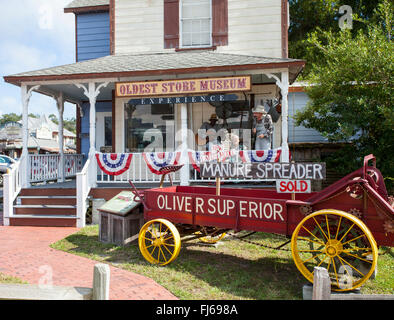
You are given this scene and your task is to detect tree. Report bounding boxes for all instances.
[0,113,22,126]
[289,0,379,77]
[294,0,394,190]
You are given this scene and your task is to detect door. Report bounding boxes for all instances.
[96,112,112,153]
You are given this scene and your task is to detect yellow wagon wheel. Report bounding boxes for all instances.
[138,219,181,266]
[291,209,378,292]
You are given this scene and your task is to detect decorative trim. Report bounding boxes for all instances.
[281,0,289,59]
[109,0,115,55]
[4,61,306,85]
[175,46,217,52]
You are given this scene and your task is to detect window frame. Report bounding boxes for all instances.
[179,0,213,49]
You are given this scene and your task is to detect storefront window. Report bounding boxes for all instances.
[192,100,253,151]
[124,104,175,153]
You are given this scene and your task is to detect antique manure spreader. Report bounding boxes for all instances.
[129,155,393,291]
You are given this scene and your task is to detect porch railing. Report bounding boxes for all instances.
[96,152,180,184]
[29,154,84,183]
[3,157,23,226]
[76,157,95,228]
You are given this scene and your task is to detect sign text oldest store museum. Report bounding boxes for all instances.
[116,76,251,97]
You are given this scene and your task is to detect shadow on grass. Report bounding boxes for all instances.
[52,230,305,300]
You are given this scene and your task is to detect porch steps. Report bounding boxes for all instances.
[9,188,78,227]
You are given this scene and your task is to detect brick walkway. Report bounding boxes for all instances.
[0,226,177,300]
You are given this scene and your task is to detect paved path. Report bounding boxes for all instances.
[0,226,177,300]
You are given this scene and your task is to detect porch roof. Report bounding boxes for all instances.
[4,52,305,87]
[64,0,109,11]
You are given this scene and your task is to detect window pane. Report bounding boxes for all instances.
[181,0,211,47]
[182,32,192,46]
[124,104,174,153]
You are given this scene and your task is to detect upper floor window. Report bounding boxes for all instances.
[180,0,212,48]
[164,0,228,50]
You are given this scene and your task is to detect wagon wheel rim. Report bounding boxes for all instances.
[291,209,378,292]
[196,227,227,244]
[138,218,181,266]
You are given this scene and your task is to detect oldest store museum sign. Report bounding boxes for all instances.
[116,76,251,97]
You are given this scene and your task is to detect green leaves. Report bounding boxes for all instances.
[293,0,394,190]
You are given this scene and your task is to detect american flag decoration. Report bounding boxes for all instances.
[239,148,282,163]
[143,152,181,175]
[96,153,133,176]
[188,151,211,172]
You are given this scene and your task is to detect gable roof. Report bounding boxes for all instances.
[4,52,305,85]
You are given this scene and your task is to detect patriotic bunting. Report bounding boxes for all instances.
[239,148,282,163]
[95,153,133,176]
[143,152,181,175]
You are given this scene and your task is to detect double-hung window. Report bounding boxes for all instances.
[180,0,212,48]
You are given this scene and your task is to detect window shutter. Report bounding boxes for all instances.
[212,0,228,46]
[164,0,179,49]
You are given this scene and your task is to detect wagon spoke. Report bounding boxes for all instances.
[312,216,329,241]
[301,226,325,245]
[337,255,365,277]
[343,251,373,264]
[302,252,324,264]
[338,223,355,243]
[162,243,174,255]
[298,236,325,246]
[299,249,325,253]
[159,247,167,263]
[325,215,331,240]
[341,234,365,246]
[335,216,342,240]
[331,257,340,288]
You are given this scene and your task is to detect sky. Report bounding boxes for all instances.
[0,0,76,119]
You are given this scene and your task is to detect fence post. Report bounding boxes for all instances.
[312,267,331,300]
[2,173,13,226]
[92,264,110,300]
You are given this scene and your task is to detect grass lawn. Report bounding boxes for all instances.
[0,273,28,285]
[51,225,393,300]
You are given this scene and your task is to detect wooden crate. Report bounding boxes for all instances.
[99,206,144,246]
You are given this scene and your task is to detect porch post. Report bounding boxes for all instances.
[56,92,65,183]
[280,70,290,163]
[20,84,40,188]
[76,82,109,187]
[179,103,190,186]
[266,71,290,163]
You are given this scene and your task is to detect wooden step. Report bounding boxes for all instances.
[19,188,76,197]
[14,205,76,216]
[9,215,78,227]
[18,196,76,206]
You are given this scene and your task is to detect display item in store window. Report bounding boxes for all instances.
[252,104,273,150]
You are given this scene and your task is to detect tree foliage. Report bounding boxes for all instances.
[294,1,394,189]
[289,0,379,77]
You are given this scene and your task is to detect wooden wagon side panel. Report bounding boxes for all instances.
[144,188,288,235]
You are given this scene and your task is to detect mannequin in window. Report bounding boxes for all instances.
[252,104,273,150]
[198,113,222,151]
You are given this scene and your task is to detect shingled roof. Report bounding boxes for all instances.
[4,52,305,85]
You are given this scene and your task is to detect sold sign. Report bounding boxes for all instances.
[276,180,311,193]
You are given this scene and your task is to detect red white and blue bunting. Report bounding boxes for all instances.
[143,152,181,175]
[95,153,133,176]
[239,148,282,163]
[188,148,238,172]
